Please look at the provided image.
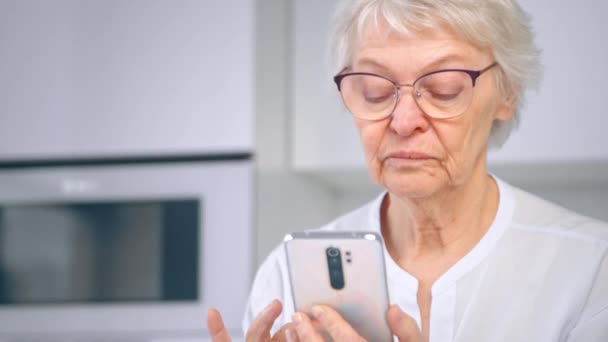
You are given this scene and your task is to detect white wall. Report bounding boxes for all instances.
[490,0,608,163]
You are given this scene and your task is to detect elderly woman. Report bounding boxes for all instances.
[208,0,608,341]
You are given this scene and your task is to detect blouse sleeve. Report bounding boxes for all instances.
[566,307,608,341]
[566,253,608,341]
[242,244,294,336]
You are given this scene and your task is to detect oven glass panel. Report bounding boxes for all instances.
[0,199,199,304]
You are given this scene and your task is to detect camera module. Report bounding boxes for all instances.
[326,246,345,290]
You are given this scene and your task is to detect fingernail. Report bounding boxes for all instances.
[311,305,324,319]
[263,300,276,315]
[285,328,296,342]
[292,312,303,324]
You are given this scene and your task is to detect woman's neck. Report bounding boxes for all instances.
[381,169,500,278]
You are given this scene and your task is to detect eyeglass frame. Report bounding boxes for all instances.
[333,62,499,121]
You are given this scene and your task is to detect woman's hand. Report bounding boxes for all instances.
[289,304,424,342]
[386,304,425,342]
[207,299,299,342]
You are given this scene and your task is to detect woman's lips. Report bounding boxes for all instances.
[386,151,433,159]
[383,151,435,167]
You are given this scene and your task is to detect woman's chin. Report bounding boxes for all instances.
[377,168,445,199]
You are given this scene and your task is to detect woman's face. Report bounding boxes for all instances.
[351,25,514,199]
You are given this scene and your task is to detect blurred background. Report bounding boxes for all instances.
[0,0,606,341]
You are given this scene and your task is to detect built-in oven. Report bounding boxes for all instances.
[0,157,254,341]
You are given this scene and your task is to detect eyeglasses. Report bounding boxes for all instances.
[333,63,498,121]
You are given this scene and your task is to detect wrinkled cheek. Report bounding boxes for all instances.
[356,124,384,182]
[443,157,465,185]
[365,148,382,182]
[442,139,483,186]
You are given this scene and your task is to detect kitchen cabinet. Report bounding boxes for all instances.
[0,0,254,161]
[291,0,608,171]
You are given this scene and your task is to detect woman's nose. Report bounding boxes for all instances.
[389,87,431,137]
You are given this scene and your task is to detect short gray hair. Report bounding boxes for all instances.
[329,0,542,147]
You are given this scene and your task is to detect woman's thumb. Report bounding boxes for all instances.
[387,304,424,342]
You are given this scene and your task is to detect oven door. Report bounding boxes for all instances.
[0,160,253,340]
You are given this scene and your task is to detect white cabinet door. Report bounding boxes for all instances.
[292,0,364,170]
[0,0,254,161]
[487,0,608,163]
[291,0,608,170]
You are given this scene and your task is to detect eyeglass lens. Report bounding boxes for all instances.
[339,71,475,120]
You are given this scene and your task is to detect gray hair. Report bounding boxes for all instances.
[329,0,542,147]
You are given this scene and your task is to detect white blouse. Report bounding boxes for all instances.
[243,177,608,341]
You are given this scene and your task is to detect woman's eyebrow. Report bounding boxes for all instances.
[422,53,468,70]
[354,53,469,74]
[353,58,392,74]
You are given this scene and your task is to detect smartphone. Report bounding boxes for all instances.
[284,231,392,341]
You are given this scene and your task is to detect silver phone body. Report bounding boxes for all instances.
[284,231,392,342]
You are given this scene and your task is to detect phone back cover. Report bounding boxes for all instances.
[284,231,392,341]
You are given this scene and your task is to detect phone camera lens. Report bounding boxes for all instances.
[326,247,344,290]
[326,247,340,257]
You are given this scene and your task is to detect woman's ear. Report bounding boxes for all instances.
[494,93,517,121]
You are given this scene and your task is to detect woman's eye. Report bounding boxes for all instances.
[363,88,393,103]
[364,94,393,103]
[423,84,463,101]
[429,91,459,101]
